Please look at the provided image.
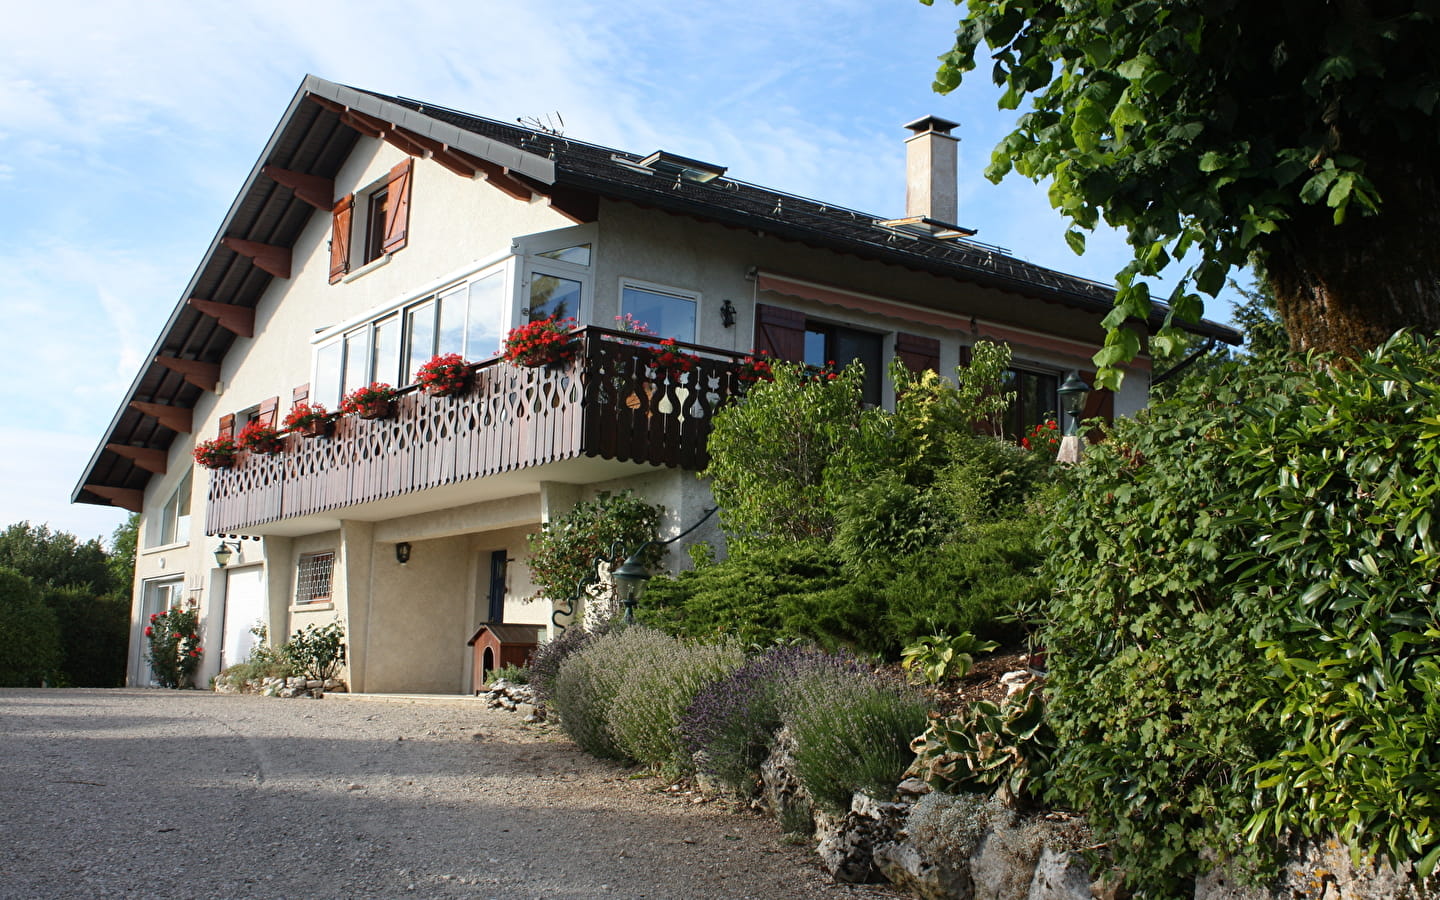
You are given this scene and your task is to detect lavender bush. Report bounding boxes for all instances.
[530,622,605,706]
[680,646,866,795]
[781,665,931,812]
[608,638,745,774]
[551,626,681,759]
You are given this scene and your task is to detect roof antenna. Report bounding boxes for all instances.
[517,112,565,135]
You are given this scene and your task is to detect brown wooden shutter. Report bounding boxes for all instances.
[895,333,940,373]
[257,396,279,427]
[753,304,807,362]
[329,193,354,283]
[218,414,235,439]
[958,344,972,368]
[382,159,413,254]
[292,383,310,404]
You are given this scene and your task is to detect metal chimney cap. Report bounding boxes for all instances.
[904,115,960,136]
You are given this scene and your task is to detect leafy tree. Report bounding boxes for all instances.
[0,568,63,687]
[0,522,116,593]
[926,0,1440,384]
[107,514,138,594]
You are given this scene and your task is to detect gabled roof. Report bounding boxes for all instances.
[74,74,1241,511]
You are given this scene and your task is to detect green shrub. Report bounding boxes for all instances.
[704,362,890,545]
[640,542,849,646]
[608,638,745,774]
[781,665,931,812]
[833,473,948,567]
[933,435,1054,526]
[1043,335,1440,891]
[551,626,681,759]
[492,663,530,684]
[878,520,1043,649]
[526,491,663,603]
[42,585,127,687]
[280,622,345,681]
[0,568,62,687]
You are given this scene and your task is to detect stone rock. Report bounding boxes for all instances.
[874,840,974,900]
[758,728,814,835]
[1025,847,1090,900]
[1280,838,1419,900]
[514,703,537,719]
[897,777,933,799]
[970,826,1043,900]
[815,792,910,884]
[286,676,306,689]
[305,679,322,690]
[999,670,1036,697]
[1193,858,1268,900]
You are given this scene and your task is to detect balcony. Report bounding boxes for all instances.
[205,328,746,534]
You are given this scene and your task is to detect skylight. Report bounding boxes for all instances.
[636,151,727,184]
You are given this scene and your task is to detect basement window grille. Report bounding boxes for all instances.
[295,552,335,604]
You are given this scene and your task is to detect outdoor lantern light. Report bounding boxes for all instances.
[720,299,737,328]
[395,542,412,565]
[213,540,239,568]
[1057,372,1092,437]
[610,553,653,623]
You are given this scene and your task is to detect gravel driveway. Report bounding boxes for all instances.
[0,689,896,900]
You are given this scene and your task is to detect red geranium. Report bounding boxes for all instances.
[192,437,238,469]
[237,420,284,454]
[502,317,579,367]
[736,350,775,384]
[282,401,330,430]
[416,353,471,396]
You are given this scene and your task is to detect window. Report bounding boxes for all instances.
[295,552,335,605]
[805,321,883,406]
[520,233,593,324]
[1003,368,1060,439]
[363,185,390,265]
[620,283,698,343]
[147,471,191,548]
[329,159,413,283]
[312,267,509,407]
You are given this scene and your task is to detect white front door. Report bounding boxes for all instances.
[136,577,184,686]
[221,566,266,671]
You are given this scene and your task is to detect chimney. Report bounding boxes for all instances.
[904,115,960,225]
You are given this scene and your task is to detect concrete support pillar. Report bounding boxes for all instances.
[261,535,295,646]
[338,521,376,692]
[1058,435,1085,465]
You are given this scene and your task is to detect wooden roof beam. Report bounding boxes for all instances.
[187,297,254,338]
[453,150,534,201]
[390,129,479,178]
[340,109,386,139]
[155,356,220,392]
[106,443,168,475]
[84,486,144,513]
[130,401,193,434]
[221,237,291,279]
[261,166,336,211]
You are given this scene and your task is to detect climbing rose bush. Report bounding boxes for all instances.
[145,607,203,688]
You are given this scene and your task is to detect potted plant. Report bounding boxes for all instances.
[649,338,700,379]
[282,401,331,438]
[341,383,397,420]
[236,420,284,454]
[416,353,471,397]
[502,316,580,367]
[193,436,238,469]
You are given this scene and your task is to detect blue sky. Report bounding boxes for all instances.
[0,0,1238,543]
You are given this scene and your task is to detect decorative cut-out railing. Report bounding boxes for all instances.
[205,328,748,533]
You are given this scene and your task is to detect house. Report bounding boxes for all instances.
[72,75,1238,694]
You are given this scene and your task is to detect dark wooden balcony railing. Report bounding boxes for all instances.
[206,328,747,533]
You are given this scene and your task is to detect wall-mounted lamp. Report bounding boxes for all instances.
[395,542,412,565]
[214,540,240,569]
[720,299,737,328]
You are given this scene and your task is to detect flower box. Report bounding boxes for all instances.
[417,353,471,397]
[503,317,579,367]
[341,383,397,420]
[282,402,332,438]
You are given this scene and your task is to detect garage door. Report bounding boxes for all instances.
[222,566,266,671]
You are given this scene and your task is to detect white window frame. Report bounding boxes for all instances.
[617,278,702,343]
[310,254,517,408]
[512,224,598,329]
[145,471,192,550]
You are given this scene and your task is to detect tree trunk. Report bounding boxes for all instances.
[1265,157,1440,356]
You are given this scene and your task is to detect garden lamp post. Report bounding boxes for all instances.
[1056,372,1092,465]
[1057,372,1091,437]
[550,506,719,631]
